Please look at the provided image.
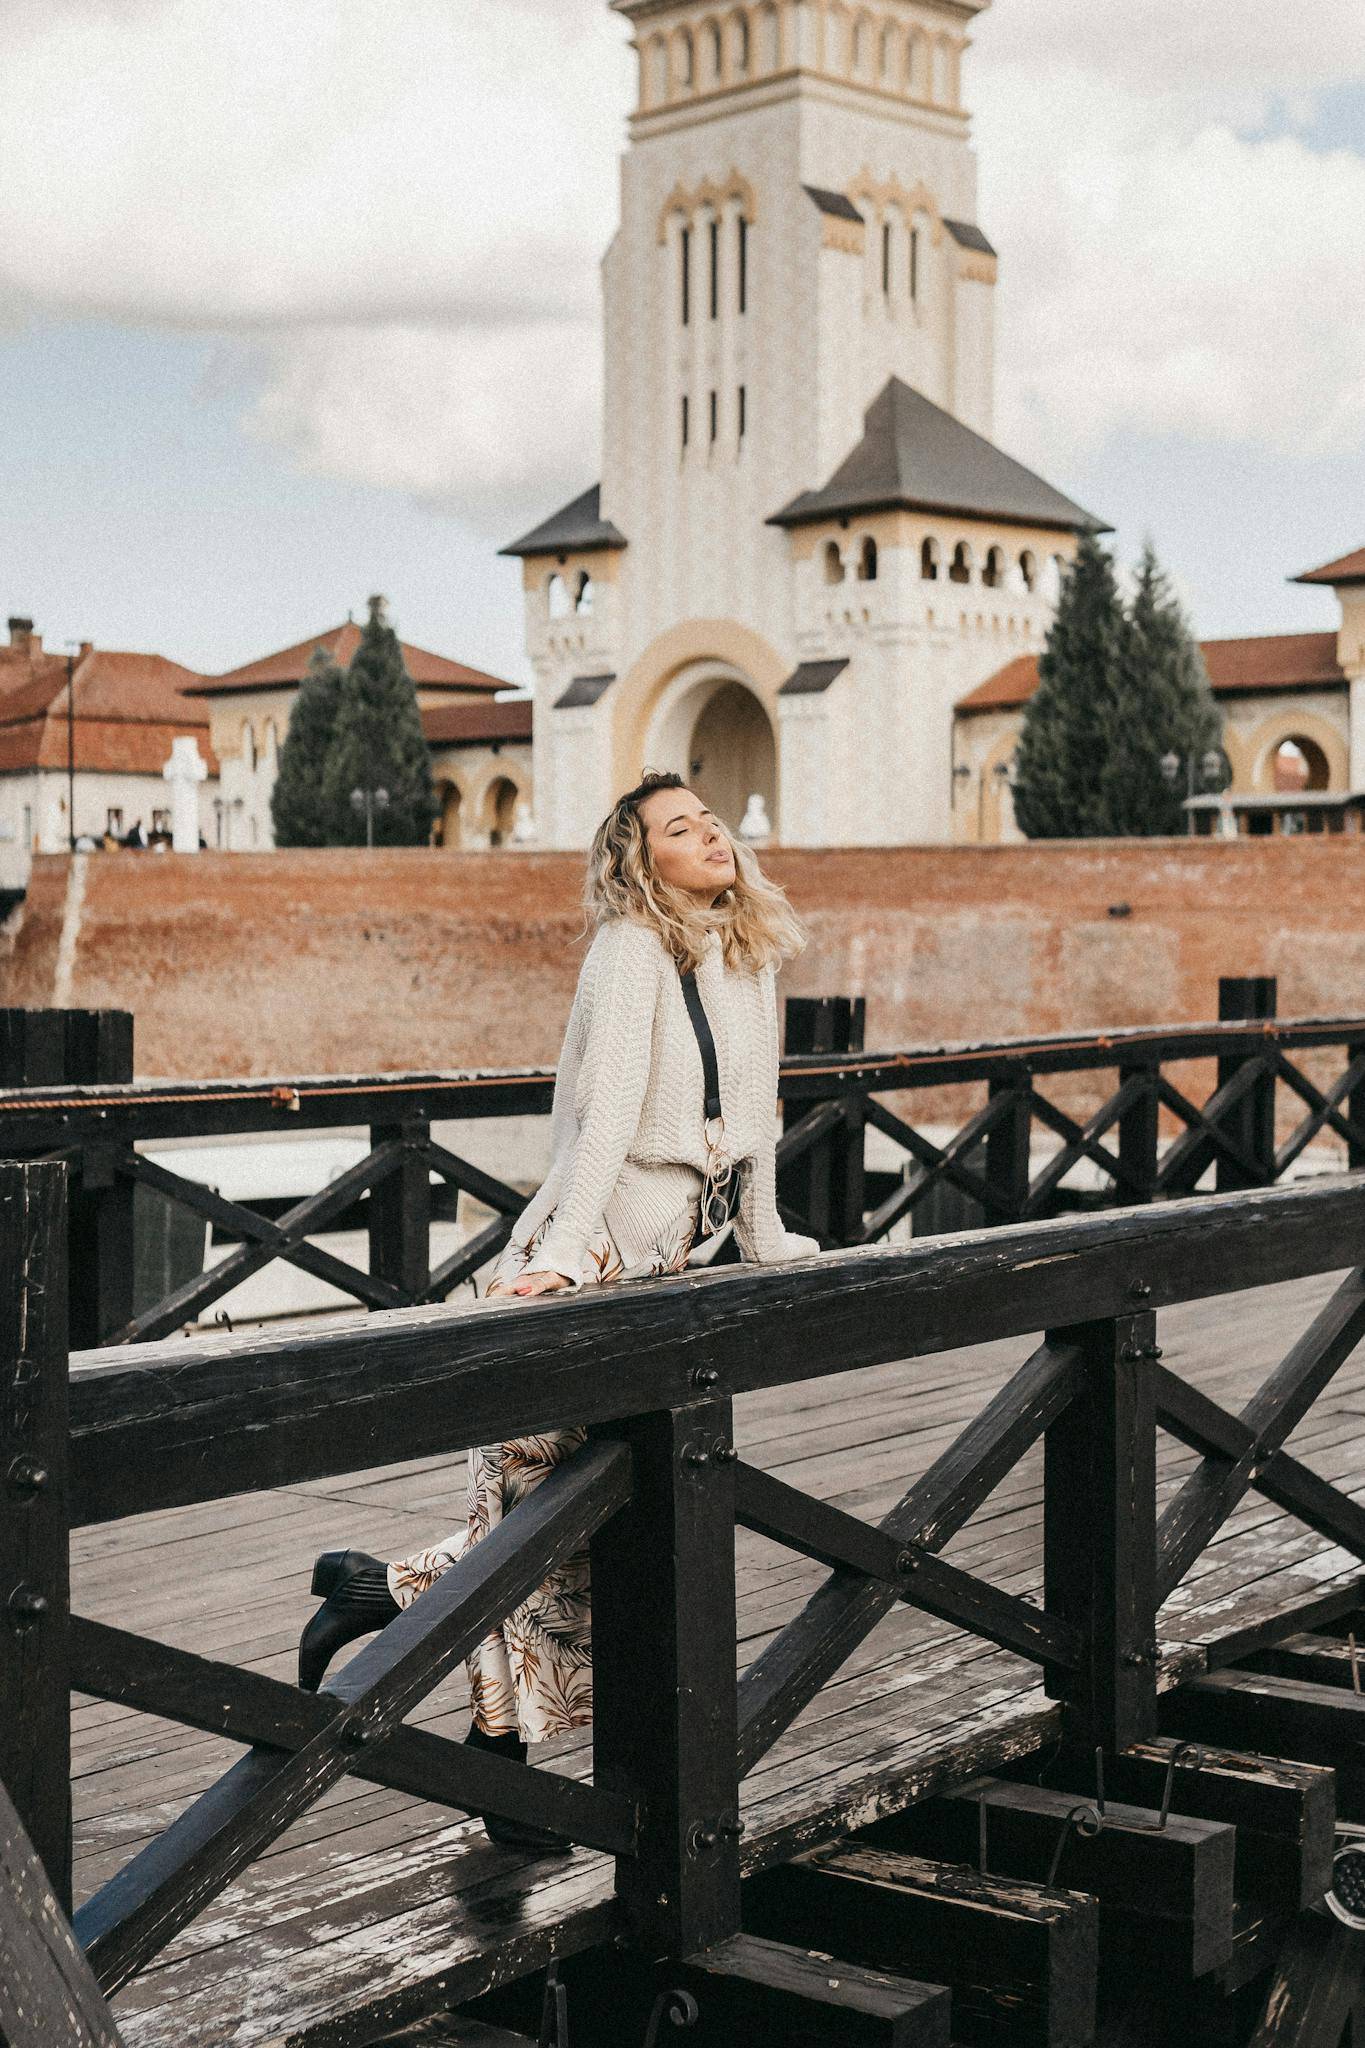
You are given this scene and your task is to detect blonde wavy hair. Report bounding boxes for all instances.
[583,770,807,976]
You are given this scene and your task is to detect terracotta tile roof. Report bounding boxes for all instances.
[1293,547,1365,588]
[957,631,1346,714]
[422,698,533,747]
[0,643,215,775]
[188,622,514,697]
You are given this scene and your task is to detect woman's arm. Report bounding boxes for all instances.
[529,919,663,1286]
[735,964,822,1266]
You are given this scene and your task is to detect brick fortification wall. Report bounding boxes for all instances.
[3,841,1364,1080]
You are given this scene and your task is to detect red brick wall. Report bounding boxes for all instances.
[3,841,1363,1080]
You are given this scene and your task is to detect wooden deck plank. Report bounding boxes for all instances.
[78,1268,1365,2046]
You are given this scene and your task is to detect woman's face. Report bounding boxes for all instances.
[638,785,736,901]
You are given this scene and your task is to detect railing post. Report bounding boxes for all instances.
[781,996,866,1246]
[591,1397,741,1959]
[0,1009,137,1350]
[367,1117,432,1301]
[982,1068,1032,1222]
[1043,1312,1157,1757]
[0,1159,72,1909]
[1117,1060,1159,1202]
[1351,1038,1365,1172]
[1215,975,1277,1191]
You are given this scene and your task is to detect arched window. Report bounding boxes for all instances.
[857,535,878,582]
[879,22,896,81]
[851,14,868,76]
[731,8,750,75]
[263,718,279,762]
[677,27,695,87]
[949,541,973,584]
[983,546,1005,589]
[574,571,594,616]
[1018,549,1038,593]
[920,536,940,581]
[649,35,669,104]
[706,19,723,81]
[547,572,570,619]
[756,0,779,71]
[823,540,845,585]
[241,720,256,771]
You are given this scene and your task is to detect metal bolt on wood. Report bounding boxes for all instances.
[5,1458,48,1496]
[6,1585,48,1630]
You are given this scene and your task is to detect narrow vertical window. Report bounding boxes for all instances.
[709,217,719,318]
[910,226,919,302]
[882,220,891,294]
[681,226,691,325]
[709,389,718,443]
[738,216,749,314]
[681,394,690,449]
[738,384,747,442]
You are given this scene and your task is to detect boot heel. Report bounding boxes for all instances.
[310,1550,350,1598]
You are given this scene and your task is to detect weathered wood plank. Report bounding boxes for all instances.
[747,1842,1097,2048]
[0,1771,124,2048]
[0,1159,72,1905]
[68,1175,1365,1522]
[680,1932,952,2047]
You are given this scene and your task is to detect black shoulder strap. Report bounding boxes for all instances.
[679,967,723,1122]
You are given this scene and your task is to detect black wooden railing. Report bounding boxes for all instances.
[3,978,1365,1352]
[6,1156,1365,2042]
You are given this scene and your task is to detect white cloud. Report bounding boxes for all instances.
[2,0,1363,529]
[972,0,1365,468]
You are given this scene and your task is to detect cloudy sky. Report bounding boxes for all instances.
[2,0,1362,681]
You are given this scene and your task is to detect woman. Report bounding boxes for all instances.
[297,769,820,1847]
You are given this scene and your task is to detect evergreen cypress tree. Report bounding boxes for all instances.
[1012,536,1224,838]
[1112,542,1221,833]
[320,596,436,846]
[1011,534,1128,840]
[270,645,344,847]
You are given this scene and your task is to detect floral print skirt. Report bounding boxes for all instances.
[385,1197,701,1744]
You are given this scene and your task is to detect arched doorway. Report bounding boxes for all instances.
[686,681,776,834]
[482,775,519,848]
[437,781,463,849]
[1272,737,1330,792]
[638,662,778,837]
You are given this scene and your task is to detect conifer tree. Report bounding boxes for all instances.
[270,645,344,847]
[320,596,436,846]
[1011,536,1223,838]
[1011,534,1128,840]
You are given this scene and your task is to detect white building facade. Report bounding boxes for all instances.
[504,0,1104,848]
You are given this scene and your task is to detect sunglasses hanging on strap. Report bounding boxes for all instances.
[678,962,743,1255]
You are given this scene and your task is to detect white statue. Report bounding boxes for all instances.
[162,735,208,852]
[738,792,771,844]
[511,798,537,845]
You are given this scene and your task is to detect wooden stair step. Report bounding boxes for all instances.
[680,1932,952,2046]
[878,1774,1236,1980]
[746,1841,1097,2047]
[1046,1734,1334,1910]
[1164,1670,1365,1817]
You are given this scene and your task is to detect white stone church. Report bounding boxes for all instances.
[503,0,1104,848]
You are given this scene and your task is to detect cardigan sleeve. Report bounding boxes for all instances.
[531,919,663,1285]
[735,963,822,1267]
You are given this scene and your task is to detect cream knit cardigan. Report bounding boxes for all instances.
[509,916,822,1285]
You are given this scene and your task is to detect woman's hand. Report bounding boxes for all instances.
[514,1268,574,1296]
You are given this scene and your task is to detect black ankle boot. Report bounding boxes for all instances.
[465,1722,571,1855]
[297,1549,401,1692]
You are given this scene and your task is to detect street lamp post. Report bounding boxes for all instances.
[65,642,81,852]
[1161,747,1229,837]
[350,785,390,848]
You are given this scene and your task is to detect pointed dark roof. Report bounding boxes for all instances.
[769,378,1109,536]
[1293,546,1365,588]
[500,484,628,559]
[803,184,864,222]
[943,218,996,257]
